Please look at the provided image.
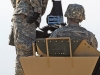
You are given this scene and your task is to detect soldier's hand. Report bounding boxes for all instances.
[40,26,49,33]
[49,26,57,32]
[40,25,58,33]
[52,0,54,2]
[27,12,40,24]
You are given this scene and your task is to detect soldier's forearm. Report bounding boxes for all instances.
[10,0,16,8]
[42,0,48,15]
[30,0,42,14]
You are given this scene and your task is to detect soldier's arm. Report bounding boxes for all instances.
[30,0,48,15]
[92,35,98,49]
[30,0,42,14]
[42,0,48,15]
[49,29,59,38]
[10,0,16,8]
[90,32,98,49]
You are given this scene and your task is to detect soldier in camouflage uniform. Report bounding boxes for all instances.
[49,4,98,49]
[10,0,48,75]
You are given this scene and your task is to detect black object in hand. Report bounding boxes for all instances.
[41,26,57,33]
[27,12,40,24]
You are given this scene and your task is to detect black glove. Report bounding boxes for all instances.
[61,23,66,26]
[52,0,54,2]
[40,26,57,33]
[40,26,49,33]
[27,12,40,24]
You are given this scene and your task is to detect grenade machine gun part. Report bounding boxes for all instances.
[47,0,64,26]
[41,0,66,33]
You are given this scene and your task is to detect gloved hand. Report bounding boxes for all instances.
[40,25,58,33]
[27,12,40,24]
[52,0,54,2]
[40,26,49,33]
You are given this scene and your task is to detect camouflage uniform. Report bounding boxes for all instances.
[49,25,98,49]
[49,4,98,49]
[10,0,48,75]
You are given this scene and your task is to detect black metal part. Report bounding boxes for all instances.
[46,1,64,25]
[49,1,63,16]
[36,30,50,38]
[36,38,82,56]
[92,56,100,75]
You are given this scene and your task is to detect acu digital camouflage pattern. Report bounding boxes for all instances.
[10,0,48,75]
[49,25,98,49]
[11,0,48,23]
[64,4,85,22]
[50,4,98,49]
[15,33,34,75]
[13,15,36,75]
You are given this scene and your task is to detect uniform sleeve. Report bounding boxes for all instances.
[90,32,98,49]
[10,0,16,8]
[49,29,59,38]
[30,0,42,14]
[92,35,98,49]
[42,0,48,15]
[30,0,48,15]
